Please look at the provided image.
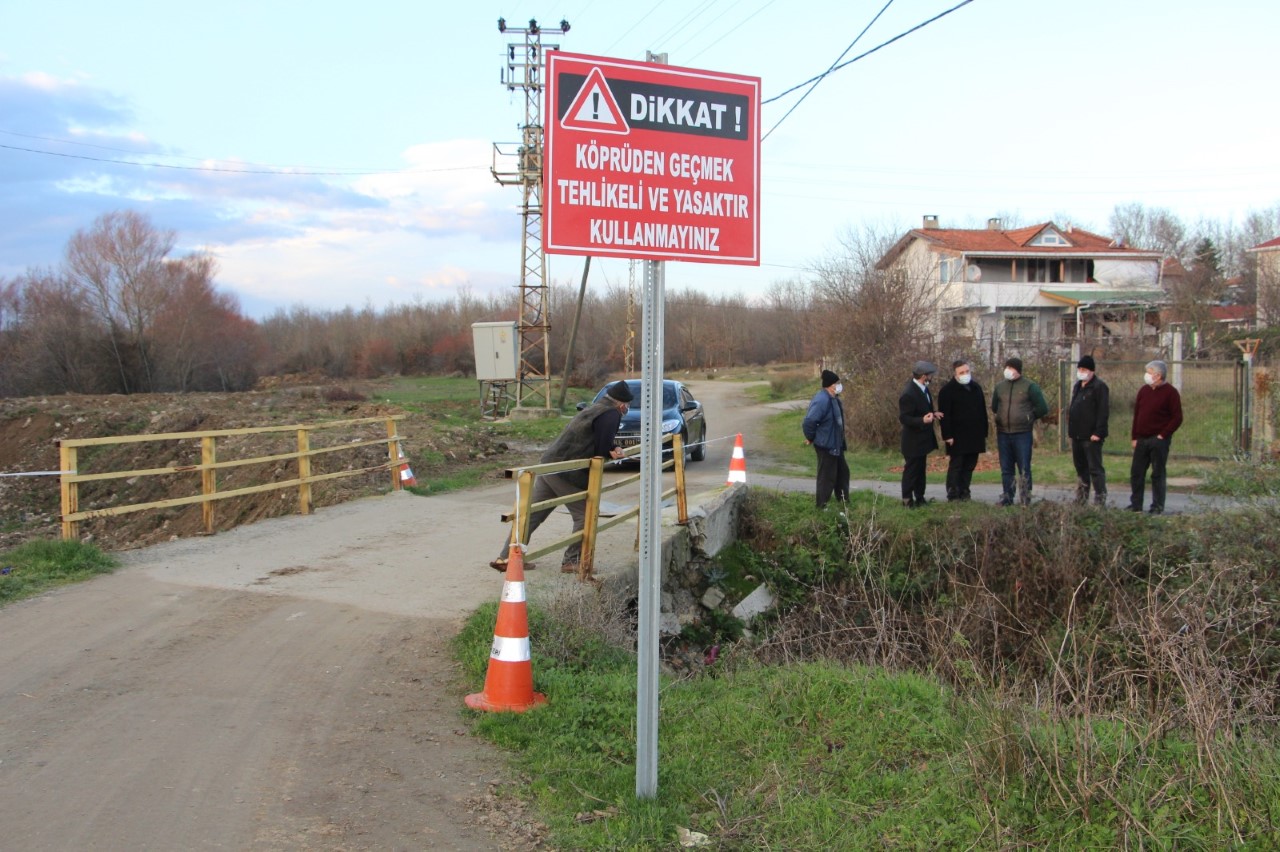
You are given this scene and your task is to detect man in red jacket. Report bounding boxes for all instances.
[1128,360,1183,514]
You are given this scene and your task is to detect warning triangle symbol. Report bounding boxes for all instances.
[561,67,630,135]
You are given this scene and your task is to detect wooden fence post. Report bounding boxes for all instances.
[513,468,536,549]
[386,419,402,491]
[297,429,312,515]
[579,456,605,574]
[201,436,218,534]
[673,434,688,524]
[59,442,78,541]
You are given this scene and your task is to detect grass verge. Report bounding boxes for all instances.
[0,539,118,606]
[455,494,1280,848]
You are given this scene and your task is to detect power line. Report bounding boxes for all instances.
[0,142,485,176]
[761,0,896,143]
[685,0,780,63]
[602,0,673,56]
[0,128,400,173]
[762,0,976,107]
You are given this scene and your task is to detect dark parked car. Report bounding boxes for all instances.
[580,379,707,463]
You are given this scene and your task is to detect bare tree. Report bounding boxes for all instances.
[150,253,262,391]
[64,211,176,393]
[1109,203,1190,259]
[811,223,941,446]
[6,269,107,394]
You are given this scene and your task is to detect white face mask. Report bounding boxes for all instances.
[1003,368,1016,382]
[1077,370,1090,382]
[1143,372,1156,386]
[833,383,843,395]
[957,373,972,385]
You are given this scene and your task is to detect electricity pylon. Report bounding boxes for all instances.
[491,17,568,410]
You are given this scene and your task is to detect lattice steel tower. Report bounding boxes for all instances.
[491,17,568,410]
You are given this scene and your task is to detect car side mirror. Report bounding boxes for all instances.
[681,401,698,412]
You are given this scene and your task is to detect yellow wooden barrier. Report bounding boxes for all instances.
[501,433,689,577]
[58,416,406,540]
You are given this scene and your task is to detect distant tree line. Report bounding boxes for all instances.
[2,204,1277,402]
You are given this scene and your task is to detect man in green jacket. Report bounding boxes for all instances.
[990,356,1049,506]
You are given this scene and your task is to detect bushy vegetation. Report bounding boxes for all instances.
[456,494,1280,848]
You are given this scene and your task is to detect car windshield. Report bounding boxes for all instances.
[597,382,678,408]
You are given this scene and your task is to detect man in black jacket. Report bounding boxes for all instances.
[937,359,989,501]
[1067,355,1110,506]
[898,360,940,507]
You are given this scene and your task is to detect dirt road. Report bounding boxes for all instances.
[0,379,781,851]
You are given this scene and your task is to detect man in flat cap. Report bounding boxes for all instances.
[802,368,849,509]
[990,356,1049,506]
[492,379,633,573]
[898,360,941,508]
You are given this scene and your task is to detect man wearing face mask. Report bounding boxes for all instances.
[802,369,849,509]
[1067,354,1110,506]
[1128,359,1183,514]
[937,359,989,501]
[990,356,1049,506]
[899,360,941,507]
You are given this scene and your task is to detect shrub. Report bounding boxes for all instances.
[321,385,367,402]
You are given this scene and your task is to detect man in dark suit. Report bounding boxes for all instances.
[937,359,989,501]
[898,360,940,508]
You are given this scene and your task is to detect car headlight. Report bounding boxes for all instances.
[661,418,683,434]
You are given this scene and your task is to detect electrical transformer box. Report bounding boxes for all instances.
[471,321,518,381]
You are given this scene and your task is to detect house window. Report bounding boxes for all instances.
[939,258,952,283]
[1061,318,1077,338]
[1004,314,1035,341]
[951,314,968,331]
[1031,230,1069,246]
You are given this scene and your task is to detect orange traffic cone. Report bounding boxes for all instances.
[726,433,747,485]
[465,544,547,713]
[397,446,417,487]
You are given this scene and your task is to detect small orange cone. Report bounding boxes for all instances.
[726,433,747,485]
[397,446,418,487]
[465,544,547,713]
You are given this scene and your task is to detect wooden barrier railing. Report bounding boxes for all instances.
[501,434,689,578]
[58,416,406,540]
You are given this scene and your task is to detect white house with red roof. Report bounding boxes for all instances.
[1247,235,1280,326]
[876,216,1165,356]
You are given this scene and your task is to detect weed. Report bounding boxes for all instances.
[0,539,117,605]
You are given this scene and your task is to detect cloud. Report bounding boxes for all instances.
[0,72,523,311]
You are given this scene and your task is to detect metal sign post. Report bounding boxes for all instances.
[635,258,664,799]
[541,46,759,802]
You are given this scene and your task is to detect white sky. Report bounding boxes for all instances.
[2,0,1277,317]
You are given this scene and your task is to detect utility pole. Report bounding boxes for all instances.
[492,17,569,411]
[623,259,637,375]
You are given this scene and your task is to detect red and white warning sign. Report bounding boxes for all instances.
[544,51,760,265]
